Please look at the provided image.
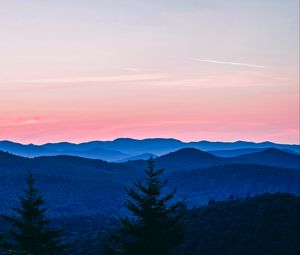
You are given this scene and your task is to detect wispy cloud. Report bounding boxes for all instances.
[19,119,39,125]
[0,119,39,128]
[122,67,140,72]
[194,58,265,69]
[4,74,166,84]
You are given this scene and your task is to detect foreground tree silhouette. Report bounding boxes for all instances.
[3,172,66,255]
[104,158,186,255]
[0,234,4,253]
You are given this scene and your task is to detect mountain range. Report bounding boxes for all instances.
[0,146,299,217]
[0,138,299,162]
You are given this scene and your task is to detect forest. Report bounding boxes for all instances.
[0,156,299,254]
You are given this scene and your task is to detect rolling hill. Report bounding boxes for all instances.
[124,147,300,171]
[229,148,300,169]
[155,148,223,170]
[0,148,299,217]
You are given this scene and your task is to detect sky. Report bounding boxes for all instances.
[0,0,299,144]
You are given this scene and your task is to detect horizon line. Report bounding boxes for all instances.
[0,138,299,146]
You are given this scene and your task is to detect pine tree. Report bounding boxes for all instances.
[0,233,4,252]
[105,158,186,255]
[3,172,66,255]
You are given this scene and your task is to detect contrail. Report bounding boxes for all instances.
[194,58,265,68]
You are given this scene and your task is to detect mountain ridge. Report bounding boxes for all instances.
[1,146,299,170]
[1,139,299,162]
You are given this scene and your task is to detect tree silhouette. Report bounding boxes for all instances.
[105,158,186,255]
[0,234,4,253]
[3,172,66,255]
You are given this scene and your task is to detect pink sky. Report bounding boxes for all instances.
[0,0,299,144]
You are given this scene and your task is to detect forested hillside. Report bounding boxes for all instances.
[0,150,299,216]
[61,193,300,255]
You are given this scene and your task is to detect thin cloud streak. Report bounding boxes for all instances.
[3,74,167,84]
[0,119,39,128]
[122,67,140,72]
[19,120,39,125]
[194,58,266,68]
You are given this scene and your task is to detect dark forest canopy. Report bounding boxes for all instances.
[65,193,300,255]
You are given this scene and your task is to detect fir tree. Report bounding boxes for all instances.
[3,172,66,255]
[105,158,186,255]
[0,233,4,252]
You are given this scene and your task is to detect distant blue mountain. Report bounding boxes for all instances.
[84,138,184,155]
[0,140,129,161]
[228,148,300,169]
[209,148,268,157]
[52,148,129,162]
[124,147,300,171]
[189,140,300,152]
[68,138,300,155]
[0,138,299,161]
[118,153,157,162]
[0,140,54,157]
[155,148,223,170]
[41,138,184,155]
[209,147,300,157]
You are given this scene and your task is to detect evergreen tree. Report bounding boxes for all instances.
[3,172,66,255]
[0,233,4,252]
[105,158,186,255]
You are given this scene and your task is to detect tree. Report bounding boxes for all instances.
[0,233,4,253]
[3,172,66,255]
[105,158,186,255]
